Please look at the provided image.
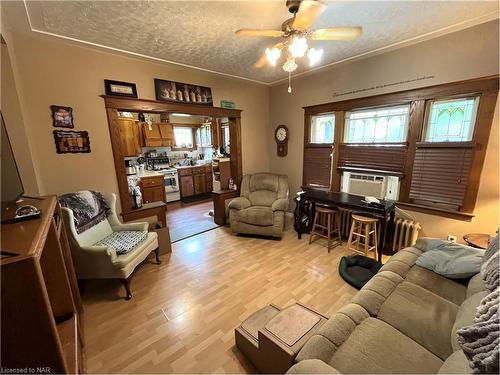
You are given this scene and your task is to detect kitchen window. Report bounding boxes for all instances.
[423,97,479,142]
[344,105,409,143]
[173,127,194,148]
[310,114,334,144]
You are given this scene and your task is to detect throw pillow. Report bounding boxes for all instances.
[457,288,499,374]
[416,242,483,279]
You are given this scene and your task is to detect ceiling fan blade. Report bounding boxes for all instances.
[235,29,285,37]
[293,0,327,30]
[255,42,285,68]
[311,27,363,41]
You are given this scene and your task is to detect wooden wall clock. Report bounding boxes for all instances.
[274,125,289,157]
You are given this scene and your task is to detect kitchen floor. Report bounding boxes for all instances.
[167,199,218,243]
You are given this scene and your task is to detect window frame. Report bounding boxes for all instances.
[308,113,335,145]
[343,104,411,144]
[422,95,480,143]
[302,76,499,219]
[172,125,196,151]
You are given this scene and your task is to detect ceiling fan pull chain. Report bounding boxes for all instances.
[288,71,292,93]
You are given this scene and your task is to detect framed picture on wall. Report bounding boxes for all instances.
[51,105,74,128]
[154,79,213,106]
[104,80,138,98]
[53,130,91,154]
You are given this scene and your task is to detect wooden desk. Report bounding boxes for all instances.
[295,189,396,262]
[121,201,167,228]
[212,189,239,225]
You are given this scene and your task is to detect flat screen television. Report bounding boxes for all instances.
[1,112,24,219]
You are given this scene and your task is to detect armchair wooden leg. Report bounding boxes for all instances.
[121,278,132,300]
[154,248,161,264]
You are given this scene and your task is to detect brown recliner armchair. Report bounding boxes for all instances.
[228,173,289,238]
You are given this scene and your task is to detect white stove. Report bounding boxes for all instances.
[158,168,180,202]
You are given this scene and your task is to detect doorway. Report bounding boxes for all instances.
[102,95,242,244]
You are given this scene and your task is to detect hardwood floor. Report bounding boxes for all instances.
[83,227,364,373]
[166,199,217,243]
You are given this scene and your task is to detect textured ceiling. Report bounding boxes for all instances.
[22,1,500,84]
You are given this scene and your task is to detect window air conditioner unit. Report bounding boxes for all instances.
[348,173,387,199]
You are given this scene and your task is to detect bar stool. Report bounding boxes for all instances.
[347,214,378,260]
[309,206,342,252]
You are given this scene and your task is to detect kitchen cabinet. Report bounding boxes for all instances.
[196,123,212,147]
[159,123,174,147]
[140,175,165,204]
[178,165,213,198]
[119,118,142,156]
[193,173,206,195]
[180,175,194,197]
[142,123,162,147]
[143,123,174,147]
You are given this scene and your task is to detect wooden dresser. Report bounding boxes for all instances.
[1,196,84,373]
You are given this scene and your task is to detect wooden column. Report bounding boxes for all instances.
[228,116,243,186]
[105,108,133,212]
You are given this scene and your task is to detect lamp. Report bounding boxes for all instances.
[289,36,308,58]
[307,47,323,66]
[265,47,281,66]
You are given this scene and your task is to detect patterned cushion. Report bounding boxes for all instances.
[94,231,148,255]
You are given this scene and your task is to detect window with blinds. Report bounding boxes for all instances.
[409,143,475,211]
[303,147,332,187]
[344,105,409,143]
[303,114,334,187]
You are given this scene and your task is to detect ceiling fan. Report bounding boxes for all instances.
[235,0,362,92]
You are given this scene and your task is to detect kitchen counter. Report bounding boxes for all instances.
[135,170,164,178]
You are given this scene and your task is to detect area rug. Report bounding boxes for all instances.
[169,210,219,243]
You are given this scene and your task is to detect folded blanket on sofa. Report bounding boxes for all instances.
[59,191,111,234]
[415,238,483,279]
[457,288,499,374]
[481,233,499,291]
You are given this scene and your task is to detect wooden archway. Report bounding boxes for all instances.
[101,95,243,214]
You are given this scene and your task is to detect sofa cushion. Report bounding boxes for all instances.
[330,317,443,374]
[377,281,458,360]
[467,273,487,298]
[249,190,278,207]
[237,206,274,226]
[451,291,490,351]
[94,230,147,255]
[438,350,471,374]
[406,265,467,305]
[249,173,279,192]
[351,271,403,316]
[287,359,341,374]
[416,242,483,279]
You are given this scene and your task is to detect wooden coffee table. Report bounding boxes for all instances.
[235,303,328,373]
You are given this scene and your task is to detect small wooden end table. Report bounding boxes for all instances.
[212,189,239,225]
[463,233,491,249]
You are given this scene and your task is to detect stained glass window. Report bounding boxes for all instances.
[310,114,334,144]
[424,97,478,142]
[344,105,409,143]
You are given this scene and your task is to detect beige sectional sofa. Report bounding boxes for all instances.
[288,246,488,374]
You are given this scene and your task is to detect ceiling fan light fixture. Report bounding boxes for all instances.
[282,57,298,73]
[265,47,281,66]
[307,47,323,66]
[289,36,308,58]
